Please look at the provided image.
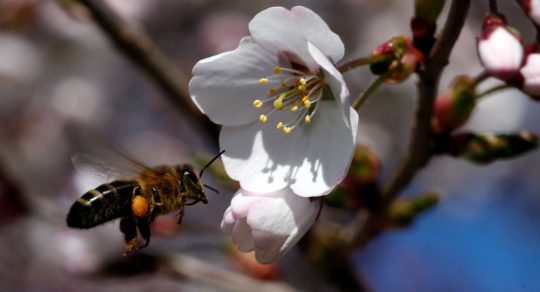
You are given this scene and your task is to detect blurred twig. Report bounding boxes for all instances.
[347,0,471,249]
[72,0,219,144]
[162,254,299,292]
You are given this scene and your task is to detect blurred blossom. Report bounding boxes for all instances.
[50,78,109,124]
[191,6,358,262]
[199,12,249,53]
[0,0,39,29]
[0,33,41,83]
[58,231,100,274]
[477,16,524,80]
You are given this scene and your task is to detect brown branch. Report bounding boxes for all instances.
[346,0,471,249]
[75,0,219,143]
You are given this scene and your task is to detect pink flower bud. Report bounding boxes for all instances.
[520,52,540,99]
[523,0,540,26]
[477,15,524,80]
[432,76,476,134]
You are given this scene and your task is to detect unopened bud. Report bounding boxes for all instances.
[432,76,476,134]
[520,53,540,99]
[389,192,440,227]
[523,0,540,26]
[370,35,423,83]
[477,14,524,80]
[444,131,538,164]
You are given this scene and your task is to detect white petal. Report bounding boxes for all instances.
[290,102,359,197]
[220,207,235,234]
[231,218,255,252]
[189,37,280,126]
[521,53,540,96]
[308,42,350,122]
[236,188,318,263]
[478,27,523,77]
[249,6,344,71]
[220,101,358,197]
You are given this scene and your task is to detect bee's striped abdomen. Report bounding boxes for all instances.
[67,180,136,229]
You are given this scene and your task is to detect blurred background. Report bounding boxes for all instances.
[1,0,540,291]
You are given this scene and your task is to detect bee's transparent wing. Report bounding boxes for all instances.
[71,153,127,181]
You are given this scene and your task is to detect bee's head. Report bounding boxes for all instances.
[177,164,208,204]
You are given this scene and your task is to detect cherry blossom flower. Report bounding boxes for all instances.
[190,6,358,262]
[477,14,524,80]
[190,6,358,198]
[221,188,319,264]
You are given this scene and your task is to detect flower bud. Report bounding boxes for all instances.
[432,76,476,134]
[444,131,538,164]
[523,0,540,26]
[477,14,524,80]
[389,192,440,228]
[519,52,540,100]
[411,0,445,55]
[370,35,423,83]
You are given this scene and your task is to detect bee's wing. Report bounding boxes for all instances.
[71,153,130,181]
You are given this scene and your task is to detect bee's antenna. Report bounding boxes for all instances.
[199,150,225,178]
[204,184,220,194]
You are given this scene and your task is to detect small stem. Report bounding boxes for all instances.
[352,73,388,110]
[338,55,391,73]
[514,0,540,44]
[477,83,512,99]
[472,71,490,87]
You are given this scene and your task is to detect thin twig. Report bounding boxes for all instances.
[74,0,219,143]
[347,0,471,249]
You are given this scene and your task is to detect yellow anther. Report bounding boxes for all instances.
[259,78,269,85]
[259,115,268,124]
[299,78,306,86]
[298,85,306,92]
[304,115,311,124]
[291,105,299,112]
[273,92,287,110]
[273,66,281,74]
[277,122,284,129]
[269,87,277,95]
[253,100,263,108]
[302,95,309,102]
[303,100,311,108]
[282,127,293,134]
[281,81,288,88]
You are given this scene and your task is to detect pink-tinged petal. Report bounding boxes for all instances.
[249,6,344,71]
[521,53,540,96]
[228,188,318,263]
[190,37,280,126]
[221,207,235,234]
[220,101,358,197]
[308,42,350,121]
[478,27,524,79]
[232,218,255,252]
[290,102,359,197]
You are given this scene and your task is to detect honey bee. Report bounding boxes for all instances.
[66,145,224,255]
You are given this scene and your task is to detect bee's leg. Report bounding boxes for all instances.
[149,187,161,224]
[135,217,151,249]
[176,195,186,225]
[119,216,138,256]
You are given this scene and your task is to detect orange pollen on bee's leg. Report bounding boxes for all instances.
[132,195,149,218]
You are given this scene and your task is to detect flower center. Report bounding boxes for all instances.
[252,66,324,134]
